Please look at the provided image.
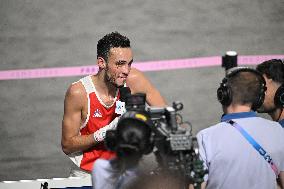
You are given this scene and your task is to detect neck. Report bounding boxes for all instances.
[269,108,284,121]
[224,104,252,114]
[93,72,117,97]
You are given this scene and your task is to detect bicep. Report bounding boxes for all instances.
[145,85,167,106]
[62,86,84,140]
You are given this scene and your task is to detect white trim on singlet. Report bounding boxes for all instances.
[79,76,94,130]
[69,151,84,168]
[79,75,119,129]
[91,81,118,109]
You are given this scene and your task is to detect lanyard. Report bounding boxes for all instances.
[227,120,279,177]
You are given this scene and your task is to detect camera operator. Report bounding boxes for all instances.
[92,110,154,189]
[196,67,284,189]
[256,59,284,127]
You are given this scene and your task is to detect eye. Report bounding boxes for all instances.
[116,61,126,66]
[128,59,133,66]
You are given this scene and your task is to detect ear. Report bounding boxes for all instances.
[263,74,272,84]
[97,57,106,69]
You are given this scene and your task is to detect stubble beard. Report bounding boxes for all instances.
[104,72,125,89]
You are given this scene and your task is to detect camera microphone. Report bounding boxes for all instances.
[222,51,238,71]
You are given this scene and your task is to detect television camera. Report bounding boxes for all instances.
[114,88,207,188]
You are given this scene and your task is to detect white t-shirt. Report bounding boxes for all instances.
[92,159,138,189]
[197,112,284,189]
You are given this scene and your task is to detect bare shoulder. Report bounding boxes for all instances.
[126,67,150,92]
[66,81,85,97]
[127,67,145,81]
[65,80,87,106]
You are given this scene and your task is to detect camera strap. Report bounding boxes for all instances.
[227,120,279,177]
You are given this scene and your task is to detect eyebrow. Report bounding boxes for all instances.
[117,59,133,64]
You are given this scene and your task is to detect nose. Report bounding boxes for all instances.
[121,64,131,75]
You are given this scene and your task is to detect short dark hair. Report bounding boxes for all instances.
[229,71,264,106]
[256,59,284,84]
[97,31,131,62]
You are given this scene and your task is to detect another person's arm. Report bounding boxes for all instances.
[126,68,167,106]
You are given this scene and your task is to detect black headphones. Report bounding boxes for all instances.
[105,111,154,155]
[273,59,284,108]
[274,84,284,107]
[217,67,267,110]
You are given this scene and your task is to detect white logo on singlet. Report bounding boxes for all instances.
[93,109,102,117]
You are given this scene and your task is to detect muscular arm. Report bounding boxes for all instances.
[126,68,167,106]
[61,83,98,155]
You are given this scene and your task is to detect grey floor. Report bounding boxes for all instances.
[0,0,283,181]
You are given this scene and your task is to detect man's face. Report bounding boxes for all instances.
[104,47,133,88]
[258,74,279,113]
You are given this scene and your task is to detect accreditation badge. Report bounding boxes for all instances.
[115,100,126,115]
